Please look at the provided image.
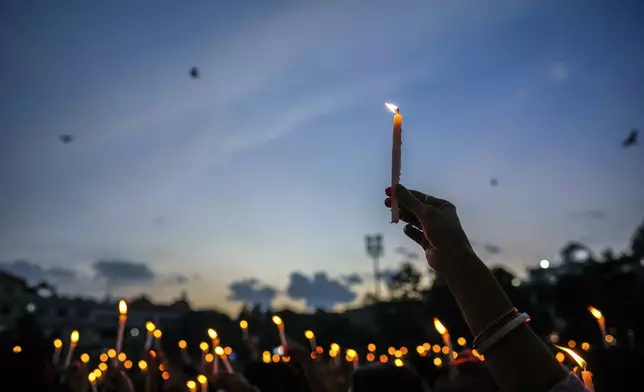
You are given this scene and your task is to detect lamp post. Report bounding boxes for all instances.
[365,234,384,300]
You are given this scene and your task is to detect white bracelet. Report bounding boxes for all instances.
[476,313,530,353]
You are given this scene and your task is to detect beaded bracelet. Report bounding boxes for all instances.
[476,313,531,353]
[472,307,518,349]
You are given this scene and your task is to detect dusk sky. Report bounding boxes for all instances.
[1,0,642,313]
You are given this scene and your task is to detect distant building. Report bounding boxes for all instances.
[0,270,191,352]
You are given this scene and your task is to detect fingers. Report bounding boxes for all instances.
[394,184,429,216]
[384,197,419,223]
[403,224,427,249]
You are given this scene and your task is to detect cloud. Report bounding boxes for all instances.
[228,278,277,308]
[92,259,155,285]
[548,62,568,81]
[0,259,78,285]
[484,243,503,255]
[341,273,364,286]
[286,271,357,310]
[571,209,605,220]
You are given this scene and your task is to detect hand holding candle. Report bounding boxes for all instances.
[385,102,403,223]
[272,315,288,349]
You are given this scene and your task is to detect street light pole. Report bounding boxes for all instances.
[365,234,384,300]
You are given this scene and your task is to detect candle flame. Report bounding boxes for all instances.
[186,381,197,390]
[178,340,187,349]
[588,306,603,320]
[272,315,282,325]
[434,318,448,335]
[215,346,225,356]
[199,341,209,351]
[207,328,218,339]
[88,373,96,383]
[239,320,248,329]
[304,330,314,339]
[385,102,399,114]
[153,329,162,339]
[118,300,127,315]
[554,344,587,370]
[346,349,357,358]
[70,330,80,343]
[54,339,63,349]
[145,321,156,332]
[197,374,207,384]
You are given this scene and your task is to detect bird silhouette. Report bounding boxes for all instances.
[621,129,638,147]
[490,178,499,186]
[189,67,200,79]
[59,134,74,144]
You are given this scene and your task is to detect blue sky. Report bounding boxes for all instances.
[1,0,643,312]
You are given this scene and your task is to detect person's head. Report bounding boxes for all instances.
[351,363,431,392]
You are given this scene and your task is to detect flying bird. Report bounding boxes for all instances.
[189,67,200,79]
[490,178,499,186]
[621,129,638,147]
[59,134,74,144]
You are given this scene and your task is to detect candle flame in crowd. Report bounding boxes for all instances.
[272,315,282,325]
[108,349,116,358]
[186,380,197,392]
[70,330,80,344]
[54,339,63,349]
[146,321,156,332]
[13,345,22,353]
[200,342,209,351]
[80,353,90,363]
[434,318,447,335]
[207,328,218,339]
[385,102,399,113]
[118,300,128,315]
[305,330,314,339]
[138,360,147,371]
[215,346,225,356]
[555,345,587,370]
[240,320,248,329]
[153,329,162,339]
[88,373,96,383]
[178,340,187,349]
[588,306,603,320]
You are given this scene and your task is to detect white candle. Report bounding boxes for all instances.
[304,330,316,351]
[555,345,594,391]
[272,316,288,348]
[64,330,79,368]
[208,329,219,376]
[144,321,155,351]
[385,102,403,223]
[240,320,250,341]
[215,347,234,373]
[197,374,208,392]
[588,306,608,348]
[53,339,63,365]
[114,300,127,367]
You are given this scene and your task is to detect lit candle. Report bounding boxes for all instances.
[304,330,317,352]
[207,329,219,376]
[434,318,453,363]
[144,321,156,351]
[64,330,80,368]
[197,374,208,391]
[116,300,128,355]
[385,102,403,223]
[272,316,288,348]
[53,338,63,365]
[186,380,197,392]
[215,346,234,373]
[88,373,98,392]
[588,306,608,348]
[346,349,359,370]
[555,345,594,391]
[153,329,163,350]
[239,320,250,341]
[199,342,209,368]
[178,340,190,363]
[330,343,341,367]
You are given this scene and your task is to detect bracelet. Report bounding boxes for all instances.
[472,307,518,349]
[476,313,531,354]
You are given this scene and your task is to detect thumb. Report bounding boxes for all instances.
[395,184,427,216]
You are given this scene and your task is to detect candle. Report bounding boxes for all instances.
[116,300,128,355]
[272,316,288,348]
[385,102,403,223]
[88,373,98,392]
[178,340,190,363]
[207,329,219,376]
[199,342,209,368]
[144,321,156,350]
[330,343,341,367]
[153,329,162,351]
[555,345,594,391]
[186,380,197,392]
[197,374,208,391]
[434,318,453,363]
[215,346,234,373]
[53,339,63,365]
[64,330,80,368]
[346,349,359,370]
[588,306,608,348]
[239,320,250,341]
[304,330,317,352]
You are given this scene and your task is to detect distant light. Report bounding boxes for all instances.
[13,345,22,353]
[131,328,139,337]
[540,260,550,269]
[26,303,36,313]
[511,278,521,287]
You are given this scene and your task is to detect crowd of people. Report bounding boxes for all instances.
[2,185,642,391]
